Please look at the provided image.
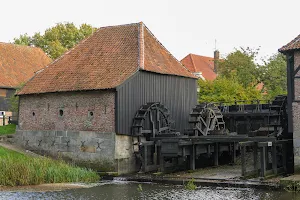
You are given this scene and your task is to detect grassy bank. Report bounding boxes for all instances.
[0,147,99,186]
[0,124,16,135]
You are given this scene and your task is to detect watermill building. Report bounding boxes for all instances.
[16,22,198,174]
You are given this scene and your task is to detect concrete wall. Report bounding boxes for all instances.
[15,130,116,170]
[293,51,300,169]
[18,90,115,131]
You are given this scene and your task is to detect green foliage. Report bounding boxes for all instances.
[0,146,99,186]
[284,181,300,192]
[185,178,197,190]
[218,47,260,88]
[13,34,31,46]
[198,77,263,103]
[9,83,25,113]
[259,53,287,99]
[14,22,97,59]
[137,184,143,191]
[202,47,287,103]
[0,124,16,135]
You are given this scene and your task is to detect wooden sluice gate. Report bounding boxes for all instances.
[132,95,291,178]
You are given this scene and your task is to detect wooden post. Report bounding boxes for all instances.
[241,146,246,176]
[253,144,258,175]
[214,143,219,166]
[143,145,148,172]
[260,146,266,177]
[282,143,287,172]
[233,142,236,164]
[160,155,164,172]
[190,145,195,170]
[272,144,277,175]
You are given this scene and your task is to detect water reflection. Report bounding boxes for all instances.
[0,181,299,200]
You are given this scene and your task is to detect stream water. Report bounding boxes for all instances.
[1,181,300,200]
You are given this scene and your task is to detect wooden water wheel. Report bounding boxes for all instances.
[132,102,171,140]
[189,103,225,136]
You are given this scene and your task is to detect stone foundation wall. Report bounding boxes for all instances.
[15,130,137,174]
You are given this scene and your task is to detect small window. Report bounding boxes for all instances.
[88,111,94,118]
[32,112,35,116]
[59,109,64,117]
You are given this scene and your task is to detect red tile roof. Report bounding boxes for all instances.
[0,43,51,88]
[279,34,300,53]
[181,54,217,81]
[18,22,195,95]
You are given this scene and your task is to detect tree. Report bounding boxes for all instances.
[9,83,25,113]
[14,22,97,59]
[258,53,287,99]
[198,76,263,103]
[218,47,260,88]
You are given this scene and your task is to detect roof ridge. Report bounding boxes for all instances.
[142,23,195,76]
[0,42,43,51]
[98,22,140,30]
[138,22,145,70]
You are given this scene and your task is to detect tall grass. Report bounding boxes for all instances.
[0,147,99,186]
[0,124,16,135]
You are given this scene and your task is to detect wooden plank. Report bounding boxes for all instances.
[190,145,195,170]
[253,144,258,175]
[239,141,255,147]
[214,143,219,166]
[272,145,277,175]
[260,147,266,177]
[241,146,246,176]
[232,142,236,164]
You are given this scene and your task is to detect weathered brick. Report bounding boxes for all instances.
[18,90,115,132]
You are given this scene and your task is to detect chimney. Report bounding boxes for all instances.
[214,50,219,74]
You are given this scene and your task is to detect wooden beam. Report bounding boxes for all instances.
[214,143,219,166]
[260,146,266,177]
[190,145,195,170]
[272,145,277,175]
[241,146,246,176]
[294,64,300,77]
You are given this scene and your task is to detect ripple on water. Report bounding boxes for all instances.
[0,182,298,200]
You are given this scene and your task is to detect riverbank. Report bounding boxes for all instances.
[0,145,99,186]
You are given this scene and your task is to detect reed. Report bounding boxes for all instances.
[0,147,99,186]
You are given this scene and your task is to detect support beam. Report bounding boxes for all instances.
[232,142,236,164]
[272,145,277,175]
[241,146,246,176]
[260,147,266,177]
[190,145,195,170]
[253,144,258,174]
[214,143,219,166]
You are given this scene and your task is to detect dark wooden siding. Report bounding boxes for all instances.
[116,71,197,135]
[0,88,16,111]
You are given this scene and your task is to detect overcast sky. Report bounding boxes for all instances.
[1,0,299,60]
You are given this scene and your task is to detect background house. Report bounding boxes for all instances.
[16,22,197,174]
[0,43,51,112]
[181,50,219,80]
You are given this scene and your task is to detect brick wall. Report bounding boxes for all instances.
[18,90,115,132]
[293,51,300,167]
